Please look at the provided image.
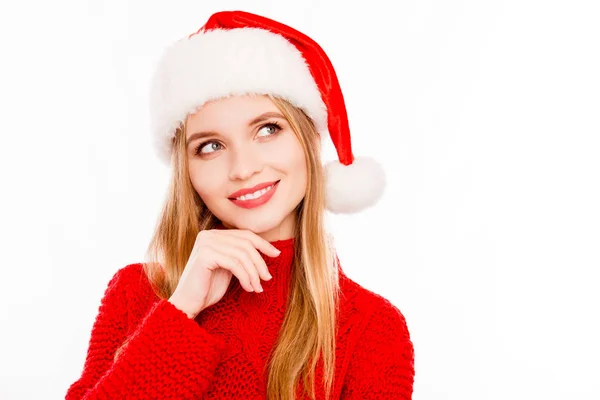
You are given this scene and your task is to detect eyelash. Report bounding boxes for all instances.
[193,122,283,156]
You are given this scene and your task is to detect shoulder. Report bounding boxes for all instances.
[98,263,161,327]
[106,263,145,289]
[338,277,415,396]
[340,274,411,341]
[340,276,415,379]
[101,263,154,301]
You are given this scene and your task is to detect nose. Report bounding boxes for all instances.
[228,146,263,181]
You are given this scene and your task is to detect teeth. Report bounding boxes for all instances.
[236,184,274,201]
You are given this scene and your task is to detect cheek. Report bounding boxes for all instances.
[290,148,308,183]
[189,162,226,201]
[292,139,308,177]
[268,133,307,174]
[276,137,308,189]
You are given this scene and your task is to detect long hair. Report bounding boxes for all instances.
[117,95,340,400]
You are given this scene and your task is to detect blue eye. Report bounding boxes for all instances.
[193,122,282,157]
[195,141,222,155]
[257,122,282,137]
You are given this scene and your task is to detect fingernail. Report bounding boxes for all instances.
[257,285,264,292]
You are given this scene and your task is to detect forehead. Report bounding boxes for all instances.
[185,94,280,134]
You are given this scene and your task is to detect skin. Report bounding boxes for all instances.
[185,94,308,242]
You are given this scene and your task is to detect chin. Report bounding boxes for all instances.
[228,213,283,235]
[210,194,300,238]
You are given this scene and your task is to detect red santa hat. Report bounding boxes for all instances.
[149,10,386,214]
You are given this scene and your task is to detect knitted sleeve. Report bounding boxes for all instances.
[341,298,415,399]
[65,266,227,400]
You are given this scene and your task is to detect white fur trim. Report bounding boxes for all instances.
[324,156,386,214]
[149,27,328,165]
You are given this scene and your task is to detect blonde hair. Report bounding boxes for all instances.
[116,95,340,400]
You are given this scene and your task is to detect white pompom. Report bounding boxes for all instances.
[324,156,386,214]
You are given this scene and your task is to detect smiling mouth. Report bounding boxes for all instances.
[229,180,279,201]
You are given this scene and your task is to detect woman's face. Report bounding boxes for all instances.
[185,95,307,241]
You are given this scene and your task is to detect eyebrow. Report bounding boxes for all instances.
[186,111,286,147]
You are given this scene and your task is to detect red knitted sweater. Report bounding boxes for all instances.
[65,237,414,399]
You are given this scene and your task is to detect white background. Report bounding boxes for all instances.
[0,0,598,399]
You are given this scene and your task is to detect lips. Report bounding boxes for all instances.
[228,180,280,209]
[228,180,280,200]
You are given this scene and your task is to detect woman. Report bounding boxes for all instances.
[65,10,415,400]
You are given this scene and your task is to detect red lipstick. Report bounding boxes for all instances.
[228,180,279,199]
[228,180,280,209]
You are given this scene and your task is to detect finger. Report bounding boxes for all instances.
[206,246,255,292]
[219,234,272,281]
[238,238,273,281]
[216,241,263,292]
[224,229,282,257]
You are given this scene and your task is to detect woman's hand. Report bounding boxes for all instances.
[167,229,281,319]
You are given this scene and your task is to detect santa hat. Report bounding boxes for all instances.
[149,10,385,214]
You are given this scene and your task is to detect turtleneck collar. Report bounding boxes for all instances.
[212,222,296,300]
[260,236,295,301]
[266,236,295,254]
